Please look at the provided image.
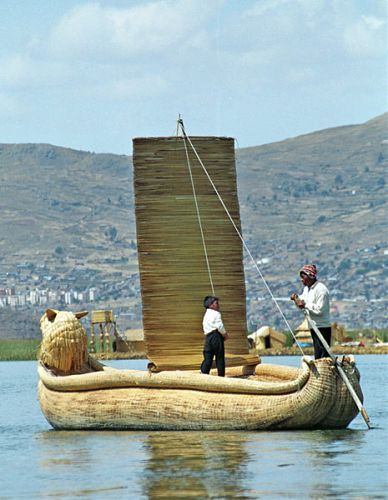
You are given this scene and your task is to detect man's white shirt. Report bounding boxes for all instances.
[300,281,331,327]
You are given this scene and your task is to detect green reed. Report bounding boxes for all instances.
[0,339,40,361]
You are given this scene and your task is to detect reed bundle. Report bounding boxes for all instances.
[38,359,310,395]
[38,357,362,430]
[39,310,88,374]
[133,136,254,371]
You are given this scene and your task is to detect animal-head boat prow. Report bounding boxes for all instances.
[39,309,89,375]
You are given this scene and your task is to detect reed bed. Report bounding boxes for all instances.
[0,339,40,361]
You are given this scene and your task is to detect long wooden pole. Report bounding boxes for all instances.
[304,310,371,429]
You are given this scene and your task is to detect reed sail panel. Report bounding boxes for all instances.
[133,136,256,371]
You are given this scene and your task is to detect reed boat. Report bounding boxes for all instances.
[37,125,365,430]
[38,341,361,430]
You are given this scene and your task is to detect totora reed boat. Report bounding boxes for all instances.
[37,124,365,430]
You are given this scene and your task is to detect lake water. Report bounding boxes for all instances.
[1,355,387,499]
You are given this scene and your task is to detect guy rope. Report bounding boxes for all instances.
[177,117,304,354]
[177,116,372,429]
[180,120,215,296]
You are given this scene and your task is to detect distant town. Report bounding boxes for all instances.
[1,238,387,335]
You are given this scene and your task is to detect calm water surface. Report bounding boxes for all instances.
[1,356,387,499]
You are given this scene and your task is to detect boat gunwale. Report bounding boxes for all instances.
[37,358,315,395]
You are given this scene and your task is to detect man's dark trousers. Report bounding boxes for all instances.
[310,327,332,359]
[201,330,225,377]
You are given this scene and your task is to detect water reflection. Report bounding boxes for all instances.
[36,430,146,498]
[307,428,367,459]
[142,431,250,499]
[36,430,251,498]
[34,427,374,499]
[243,428,374,498]
[304,429,370,498]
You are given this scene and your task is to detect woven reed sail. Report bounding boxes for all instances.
[133,136,255,371]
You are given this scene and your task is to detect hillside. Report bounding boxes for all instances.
[0,145,136,269]
[238,113,387,248]
[236,113,387,329]
[0,113,387,337]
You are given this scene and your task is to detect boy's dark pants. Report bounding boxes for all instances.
[201,330,225,377]
[310,327,332,359]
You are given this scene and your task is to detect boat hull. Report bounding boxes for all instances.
[38,358,362,431]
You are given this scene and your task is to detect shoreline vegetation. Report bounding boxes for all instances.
[0,339,387,362]
[0,339,41,361]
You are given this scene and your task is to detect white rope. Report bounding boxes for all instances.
[177,118,304,354]
[180,124,215,295]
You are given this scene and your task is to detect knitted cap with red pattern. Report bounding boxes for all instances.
[300,264,317,279]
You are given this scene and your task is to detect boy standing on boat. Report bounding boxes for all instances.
[201,296,229,377]
[290,264,331,359]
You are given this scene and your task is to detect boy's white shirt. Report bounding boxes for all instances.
[202,309,226,335]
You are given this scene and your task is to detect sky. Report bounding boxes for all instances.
[0,0,386,155]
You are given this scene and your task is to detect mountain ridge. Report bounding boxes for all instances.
[0,113,387,337]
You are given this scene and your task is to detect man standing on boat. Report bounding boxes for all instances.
[201,296,229,377]
[290,264,331,359]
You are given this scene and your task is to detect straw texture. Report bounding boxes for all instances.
[318,358,362,428]
[38,357,361,430]
[38,359,310,395]
[39,310,88,374]
[133,136,251,370]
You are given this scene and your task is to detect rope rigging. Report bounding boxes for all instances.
[177,117,304,354]
[180,119,215,295]
[178,116,372,428]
